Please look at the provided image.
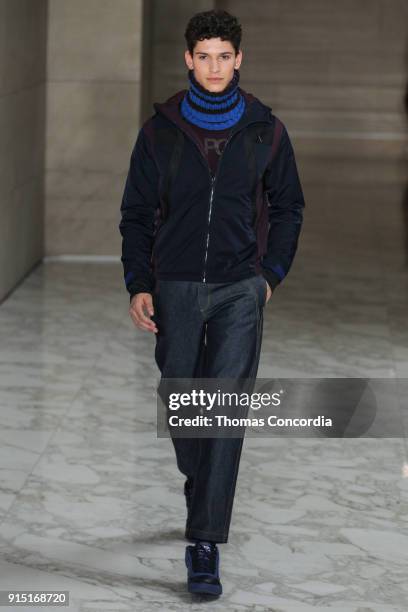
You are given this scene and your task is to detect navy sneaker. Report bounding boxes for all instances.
[185,541,222,596]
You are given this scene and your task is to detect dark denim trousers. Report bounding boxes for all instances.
[152,275,267,543]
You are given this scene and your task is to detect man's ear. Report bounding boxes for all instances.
[184,49,193,70]
[235,48,243,69]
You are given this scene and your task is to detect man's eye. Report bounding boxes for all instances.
[197,56,230,60]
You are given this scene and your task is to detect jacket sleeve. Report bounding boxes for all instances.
[119,124,160,301]
[260,120,306,291]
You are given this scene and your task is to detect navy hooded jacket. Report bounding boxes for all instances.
[119,87,305,301]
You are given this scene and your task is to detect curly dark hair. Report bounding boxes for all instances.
[184,10,242,56]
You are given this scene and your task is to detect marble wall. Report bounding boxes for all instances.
[45,0,143,257]
[0,0,47,302]
[142,0,214,122]
[219,0,408,162]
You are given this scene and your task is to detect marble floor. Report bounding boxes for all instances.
[1,176,408,610]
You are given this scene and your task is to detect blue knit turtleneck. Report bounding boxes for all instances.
[180,68,245,130]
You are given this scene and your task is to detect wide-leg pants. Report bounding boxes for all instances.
[152,275,267,543]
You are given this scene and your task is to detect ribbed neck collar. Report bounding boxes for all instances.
[180,68,245,130]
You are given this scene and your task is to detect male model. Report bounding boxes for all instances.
[119,9,305,597]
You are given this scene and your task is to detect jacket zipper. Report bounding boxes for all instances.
[202,125,256,281]
[201,132,234,282]
[202,174,215,282]
[156,117,272,282]
[201,124,264,282]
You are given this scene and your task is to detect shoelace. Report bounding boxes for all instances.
[193,543,217,574]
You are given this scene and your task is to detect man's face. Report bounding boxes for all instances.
[184,38,242,93]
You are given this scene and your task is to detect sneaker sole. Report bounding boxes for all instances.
[188,580,222,596]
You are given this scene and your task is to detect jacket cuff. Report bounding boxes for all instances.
[127,281,154,301]
[129,289,153,303]
[261,269,282,291]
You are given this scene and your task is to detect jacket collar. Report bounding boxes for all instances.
[153,88,273,162]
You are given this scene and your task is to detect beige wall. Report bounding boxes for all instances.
[220,0,408,161]
[144,0,214,122]
[0,0,47,302]
[45,0,143,257]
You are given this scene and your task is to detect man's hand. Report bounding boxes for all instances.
[266,281,272,304]
[129,292,158,333]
